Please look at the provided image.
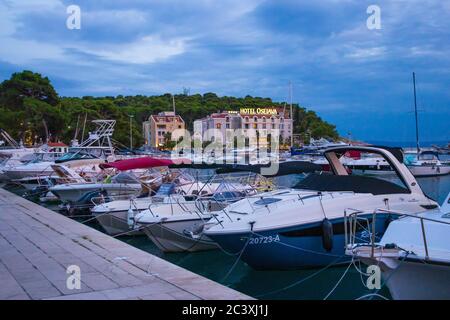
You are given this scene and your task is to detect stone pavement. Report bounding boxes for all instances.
[0,188,252,300]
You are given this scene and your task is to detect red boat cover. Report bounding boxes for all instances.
[345,150,361,160]
[99,157,191,171]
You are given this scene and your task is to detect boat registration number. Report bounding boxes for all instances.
[248,235,280,245]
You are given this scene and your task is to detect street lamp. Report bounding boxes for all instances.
[128,114,134,151]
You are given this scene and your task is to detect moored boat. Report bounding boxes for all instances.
[346,192,450,299]
[202,146,437,269]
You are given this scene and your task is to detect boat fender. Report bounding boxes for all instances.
[321,218,333,252]
[127,208,134,229]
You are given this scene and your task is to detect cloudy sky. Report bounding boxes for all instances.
[0,0,449,143]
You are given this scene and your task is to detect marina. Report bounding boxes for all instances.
[1,1,449,304]
[1,142,449,300]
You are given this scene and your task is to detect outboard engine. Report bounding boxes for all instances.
[321,218,333,252]
[75,189,109,209]
[24,185,49,200]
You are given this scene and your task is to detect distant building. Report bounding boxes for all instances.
[142,112,185,148]
[45,142,69,154]
[193,107,293,147]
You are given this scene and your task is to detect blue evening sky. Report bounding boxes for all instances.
[0,0,449,144]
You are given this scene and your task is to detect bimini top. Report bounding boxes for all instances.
[418,150,440,160]
[99,157,176,171]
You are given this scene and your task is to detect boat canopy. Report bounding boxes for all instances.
[214,161,322,177]
[111,172,140,184]
[99,157,180,170]
[294,173,409,195]
[418,150,440,160]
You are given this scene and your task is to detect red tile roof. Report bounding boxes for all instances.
[47,142,68,147]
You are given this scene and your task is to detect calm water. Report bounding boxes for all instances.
[4,174,449,300]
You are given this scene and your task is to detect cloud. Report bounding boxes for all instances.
[76,35,187,64]
[0,0,449,141]
[345,46,387,59]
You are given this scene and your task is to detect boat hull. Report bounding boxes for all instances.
[361,256,450,299]
[5,167,54,180]
[206,214,394,270]
[141,219,218,253]
[50,183,141,203]
[407,165,450,177]
[95,210,144,236]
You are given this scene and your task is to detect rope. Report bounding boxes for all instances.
[112,226,145,238]
[356,293,389,300]
[221,235,251,283]
[255,255,346,298]
[323,259,353,300]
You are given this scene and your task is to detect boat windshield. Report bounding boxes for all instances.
[111,172,139,184]
[418,153,438,161]
[295,150,410,194]
[213,191,246,202]
[55,152,98,163]
[341,151,409,191]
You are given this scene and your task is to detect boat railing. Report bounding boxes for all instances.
[90,193,140,207]
[344,208,450,260]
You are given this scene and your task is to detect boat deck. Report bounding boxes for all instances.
[0,188,251,300]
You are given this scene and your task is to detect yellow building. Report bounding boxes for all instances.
[143,112,185,148]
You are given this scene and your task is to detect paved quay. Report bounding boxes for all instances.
[0,188,252,300]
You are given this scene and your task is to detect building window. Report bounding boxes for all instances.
[271,117,275,122]
[272,124,275,129]
[253,123,258,129]
[262,117,266,122]
[226,117,230,122]
[216,123,222,129]
[245,117,249,122]
[226,123,230,129]
[245,123,249,129]
[262,124,266,129]
[254,117,258,122]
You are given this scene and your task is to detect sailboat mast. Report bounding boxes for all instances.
[413,72,420,154]
[289,81,293,148]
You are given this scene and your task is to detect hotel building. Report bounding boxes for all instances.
[193,107,293,148]
[142,111,185,148]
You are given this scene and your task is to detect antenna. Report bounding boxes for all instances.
[172,94,176,115]
[73,114,80,141]
[413,72,420,154]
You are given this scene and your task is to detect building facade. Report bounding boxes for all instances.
[142,112,185,148]
[193,107,293,148]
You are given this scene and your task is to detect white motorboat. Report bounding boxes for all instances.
[50,171,142,204]
[3,120,116,181]
[134,184,254,252]
[91,168,200,235]
[200,146,437,269]
[93,175,249,237]
[346,192,450,299]
[406,151,450,177]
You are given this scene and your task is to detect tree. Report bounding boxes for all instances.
[0,70,59,107]
[0,70,340,147]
